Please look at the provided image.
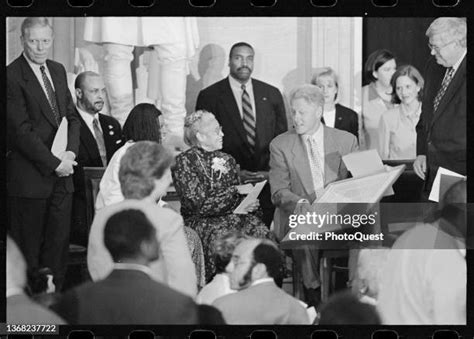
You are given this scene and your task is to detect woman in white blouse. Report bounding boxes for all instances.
[378,65,424,160]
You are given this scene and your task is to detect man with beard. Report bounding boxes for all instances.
[72,71,123,245]
[213,238,309,324]
[196,42,287,226]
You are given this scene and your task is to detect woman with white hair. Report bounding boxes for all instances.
[172,110,274,282]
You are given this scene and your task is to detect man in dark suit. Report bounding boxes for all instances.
[196,42,287,226]
[71,71,123,245]
[53,209,200,324]
[414,18,466,193]
[7,17,80,290]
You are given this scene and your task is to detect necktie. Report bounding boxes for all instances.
[241,84,256,152]
[40,65,60,125]
[433,67,455,112]
[306,137,324,194]
[93,118,107,166]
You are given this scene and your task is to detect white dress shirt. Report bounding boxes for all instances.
[228,76,256,120]
[76,106,103,135]
[23,53,55,96]
[322,108,336,128]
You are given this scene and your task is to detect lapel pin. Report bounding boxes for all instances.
[109,131,114,135]
[116,139,122,144]
[108,125,113,129]
[262,97,267,101]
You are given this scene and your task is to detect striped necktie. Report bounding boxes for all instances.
[93,117,107,166]
[433,67,455,112]
[241,84,256,152]
[40,65,61,125]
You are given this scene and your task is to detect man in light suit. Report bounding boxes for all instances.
[71,71,123,245]
[269,84,358,305]
[196,42,288,226]
[414,18,466,194]
[213,238,309,324]
[7,17,80,290]
[53,209,199,324]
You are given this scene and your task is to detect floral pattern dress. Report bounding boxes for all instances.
[172,147,273,282]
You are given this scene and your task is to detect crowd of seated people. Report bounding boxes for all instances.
[6,16,466,326]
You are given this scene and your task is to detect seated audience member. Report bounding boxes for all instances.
[361,49,397,152]
[352,247,390,305]
[311,67,359,139]
[6,236,65,324]
[54,209,200,324]
[197,232,248,305]
[172,111,274,282]
[318,290,381,325]
[95,103,162,210]
[87,141,197,297]
[377,180,466,325]
[269,84,358,306]
[378,65,424,160]
[213,238,309,324]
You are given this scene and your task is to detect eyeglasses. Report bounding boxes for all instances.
[428,40,456,53]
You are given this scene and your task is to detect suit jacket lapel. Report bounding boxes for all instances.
[20,56,58,127]
[99,115,118,162]
[431,57,466,126]
[220,78,248,145]
[253,80,266,148]
[291,135,313,197]
[334,106,343,130]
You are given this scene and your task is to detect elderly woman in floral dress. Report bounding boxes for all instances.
[172,110,274,282]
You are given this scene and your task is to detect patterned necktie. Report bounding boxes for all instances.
[40,65,60,125]
[241,84,256,152]
[433,67,455,112]
[93,117,107,166]
[306,137,324,194]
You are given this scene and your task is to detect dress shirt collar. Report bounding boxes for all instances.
[229,75,253,92]
[113,263,154,278]
[451,50,466,73]
[304,123,324,145]
[250,277,274,287]
[23,52,46,71]
[77,105,99,125]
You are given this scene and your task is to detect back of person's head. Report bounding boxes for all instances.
[119,141,174,199]
[440,180,467,237]
[354,247,390,299]
[213,231,249,275]
[364,49,395,83]
[103,209,159,263]
[318,290,381,325]
[123,103,162,143]
[6,235,27,293]
[252,240,286,287]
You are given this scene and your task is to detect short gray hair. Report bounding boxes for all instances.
[183,110,215,147]
[21,17,53,37]
[119,141,174,200]
[289,84,325,109]
[426,17,466,48]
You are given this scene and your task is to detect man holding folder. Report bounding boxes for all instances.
[7,17,80,290]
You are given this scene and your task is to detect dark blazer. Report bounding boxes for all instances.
[52,269,199,324]
[416,56,466,189]
[7,55,80,198]
[73,111,123,193]
[196,77,287,172]
[328,103,359,139]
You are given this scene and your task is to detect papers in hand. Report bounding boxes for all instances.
[428,167,466,202]
[233,180,267,214]
[51,117,68,157]
[236,183,254,195]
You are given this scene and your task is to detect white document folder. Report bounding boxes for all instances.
[51,117,68,157]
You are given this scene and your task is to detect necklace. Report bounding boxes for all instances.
[196,152,215,188]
